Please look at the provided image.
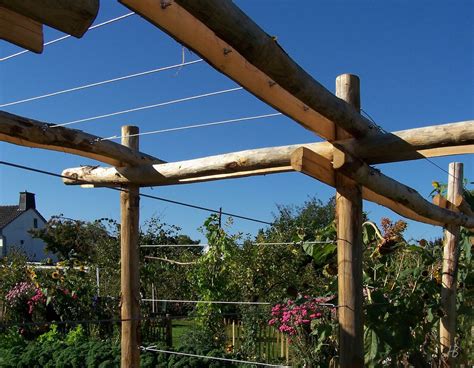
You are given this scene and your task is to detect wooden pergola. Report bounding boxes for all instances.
[1,1,473,367]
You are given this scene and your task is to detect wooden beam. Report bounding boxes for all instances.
[348,120,474,164]
[440,163,463,366]
[120,125,140,368]
[0,111,163,167]
[334,74,364,367]
[0,0,98,37]
[433,194,449,209]
[0,6,43,53]
[62,147,297,185]
[291,147,467,227]
[119,0,341,140]
[333,148,474,228]
[61,120,473,186]
[454,194,474,217]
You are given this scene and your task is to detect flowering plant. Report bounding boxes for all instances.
[269,295,337,367]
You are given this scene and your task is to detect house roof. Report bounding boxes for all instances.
[0,205,47,230]
[0,205,23,229]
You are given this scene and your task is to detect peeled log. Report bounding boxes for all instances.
[346,121,474,164]
[61,120,473,186]
[0,6,43,53]
[0,111,163,166]
[333,149,474,228]
[0,0,98,37]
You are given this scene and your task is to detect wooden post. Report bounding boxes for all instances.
[120,125,140,368]
[335,74,364,367]
[232,320,235,347]
[440,162,463,365]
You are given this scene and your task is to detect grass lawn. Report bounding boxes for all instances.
[171,318,196,347]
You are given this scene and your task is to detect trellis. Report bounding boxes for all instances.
[1,1,473,367]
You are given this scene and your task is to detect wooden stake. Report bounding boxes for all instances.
[335,74,364,367]
[232,320,235,347]
[440,162,463,366]
[120,125,140,368]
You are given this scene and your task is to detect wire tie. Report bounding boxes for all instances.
[90,138,101,145]
[223,48,233,55]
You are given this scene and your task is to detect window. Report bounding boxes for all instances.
[33,219,38,228]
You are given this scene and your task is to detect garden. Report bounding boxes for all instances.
[0,190,472,367]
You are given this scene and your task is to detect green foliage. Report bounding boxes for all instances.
[139,217,200,314]
[190,214,239,339]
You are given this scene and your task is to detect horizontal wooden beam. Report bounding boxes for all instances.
[348,120,474,164]
[0,0,98,37]
[0,6,43,53]
[62,146,295,186]
[120,0,343,140]
[0,111,163,166]
[61,120,473,186]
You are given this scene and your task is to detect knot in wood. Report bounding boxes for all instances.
[160,0,172,9]
[226,160,244,170]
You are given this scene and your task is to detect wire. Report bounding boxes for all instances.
[0,60,203,107]
[143,299,271,305]
[0,160,272,226]
[51,87,244,128]
[100,112,283,140]
[0,12,135,62]
[140,347,291,368]
[140,241,334,248]
[142,299,337,308]
[141,244,205,247]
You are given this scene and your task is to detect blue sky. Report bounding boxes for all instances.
[1,1,472,243]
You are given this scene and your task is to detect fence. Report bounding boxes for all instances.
[223,317,290,364]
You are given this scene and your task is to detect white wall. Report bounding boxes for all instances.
[2,209,49,261]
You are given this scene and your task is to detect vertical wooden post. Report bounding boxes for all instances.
[232,320,235,347]
[120,125,140,368]
[335,74,364,367]
[440,162,463,365]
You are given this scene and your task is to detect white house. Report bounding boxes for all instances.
[0,192,49,261]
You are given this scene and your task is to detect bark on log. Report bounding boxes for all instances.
[0,111,163,167]
[0,6,43,53]
[0,0,98,37]
[61,120,473,186]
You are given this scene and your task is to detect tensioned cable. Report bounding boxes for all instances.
[0,12,135,62]
[143,299,271,305]
[0,60,203,107]
[140,346,291,368]
[0,161,272,226]
[142,299,337,308]
[51,87,243,128]
[100,112,283,140]
[140,241,334,248]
